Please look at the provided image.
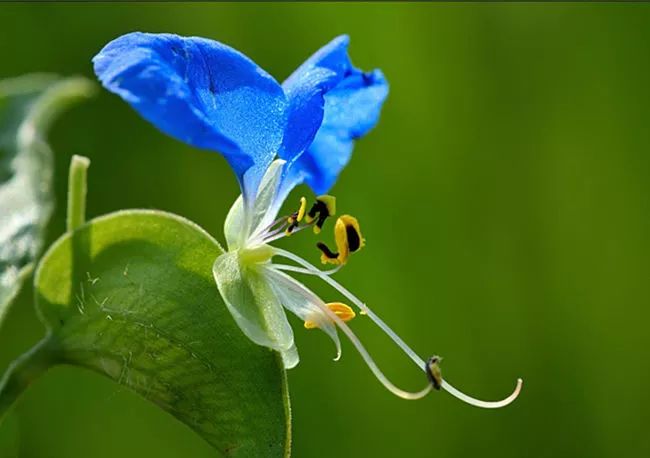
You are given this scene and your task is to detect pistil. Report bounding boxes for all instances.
[271,247,523,408]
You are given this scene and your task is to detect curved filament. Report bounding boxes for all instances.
[441,378,523,409]
[266,266,433,400]
[272,248,523,408]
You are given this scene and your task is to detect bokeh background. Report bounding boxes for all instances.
[1,3,649,457]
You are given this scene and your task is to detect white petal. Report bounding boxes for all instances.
[264,266,342,361]
[224,194,245,250]
[213,251,295,355]
[224,159,286,250]
[248,159,285,239]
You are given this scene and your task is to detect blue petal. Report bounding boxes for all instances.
[278,35,389,196]
[93,32,287,197]
[299,69,388,194]
[279,35,351,162]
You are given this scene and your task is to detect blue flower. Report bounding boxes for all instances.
[94,32,521,407]
[93,32,387,204]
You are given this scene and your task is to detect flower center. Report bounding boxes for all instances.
[238,244,274,266]
[252,194,365,269]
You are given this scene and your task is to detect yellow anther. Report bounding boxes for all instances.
[336,214,364,253]
[316,215,365,265]
[318,195,336,217]
[297,196,307,222]
[305,195,336,233]
[286,197,308,235]
[317,242,341,265]
[327,302,356,322]
[304,302,356,329]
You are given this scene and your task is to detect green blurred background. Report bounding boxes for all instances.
[1,2,649,457]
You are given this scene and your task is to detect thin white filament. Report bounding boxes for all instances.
[441,378,523,409]
[273,261,424,365]
[256,224,289,244]
[253,215,287,239]
[274,263,342,277]
[265,266,432,400]
[258,221,325,246]
[272,248,522,408]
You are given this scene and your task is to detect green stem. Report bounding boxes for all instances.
[66,155,90,232]
[0,337,56,421]
[22,77,97,136]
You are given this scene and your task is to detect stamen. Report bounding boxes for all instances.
[249,197,311,245]
[285,224,298,236]
[273,263,342,277]
[266,267,432,400]
[253,195,343,247]
[316,242,341,265]
[264,223,290,240]
[305,195,336,234]
[296,197,307,222]
[252,215,288,242]
[286,196,307,235]
[262,223,311,245]
[338,215,364,253]
[315,215,365,265]
[305,302,356,329]
[272,247,522,408]
[252,197,325,246]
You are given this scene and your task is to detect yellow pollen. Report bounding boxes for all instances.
[304,302,356,329]
[297,196,307,222]
[318,195,336,217]
[305,195,336,231]
[286,197,308,235]
[317,214,365,265]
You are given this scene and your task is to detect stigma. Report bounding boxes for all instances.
[425,356,443,390]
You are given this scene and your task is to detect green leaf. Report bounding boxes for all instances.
[4,209,290,456]
[0,75,95,324]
